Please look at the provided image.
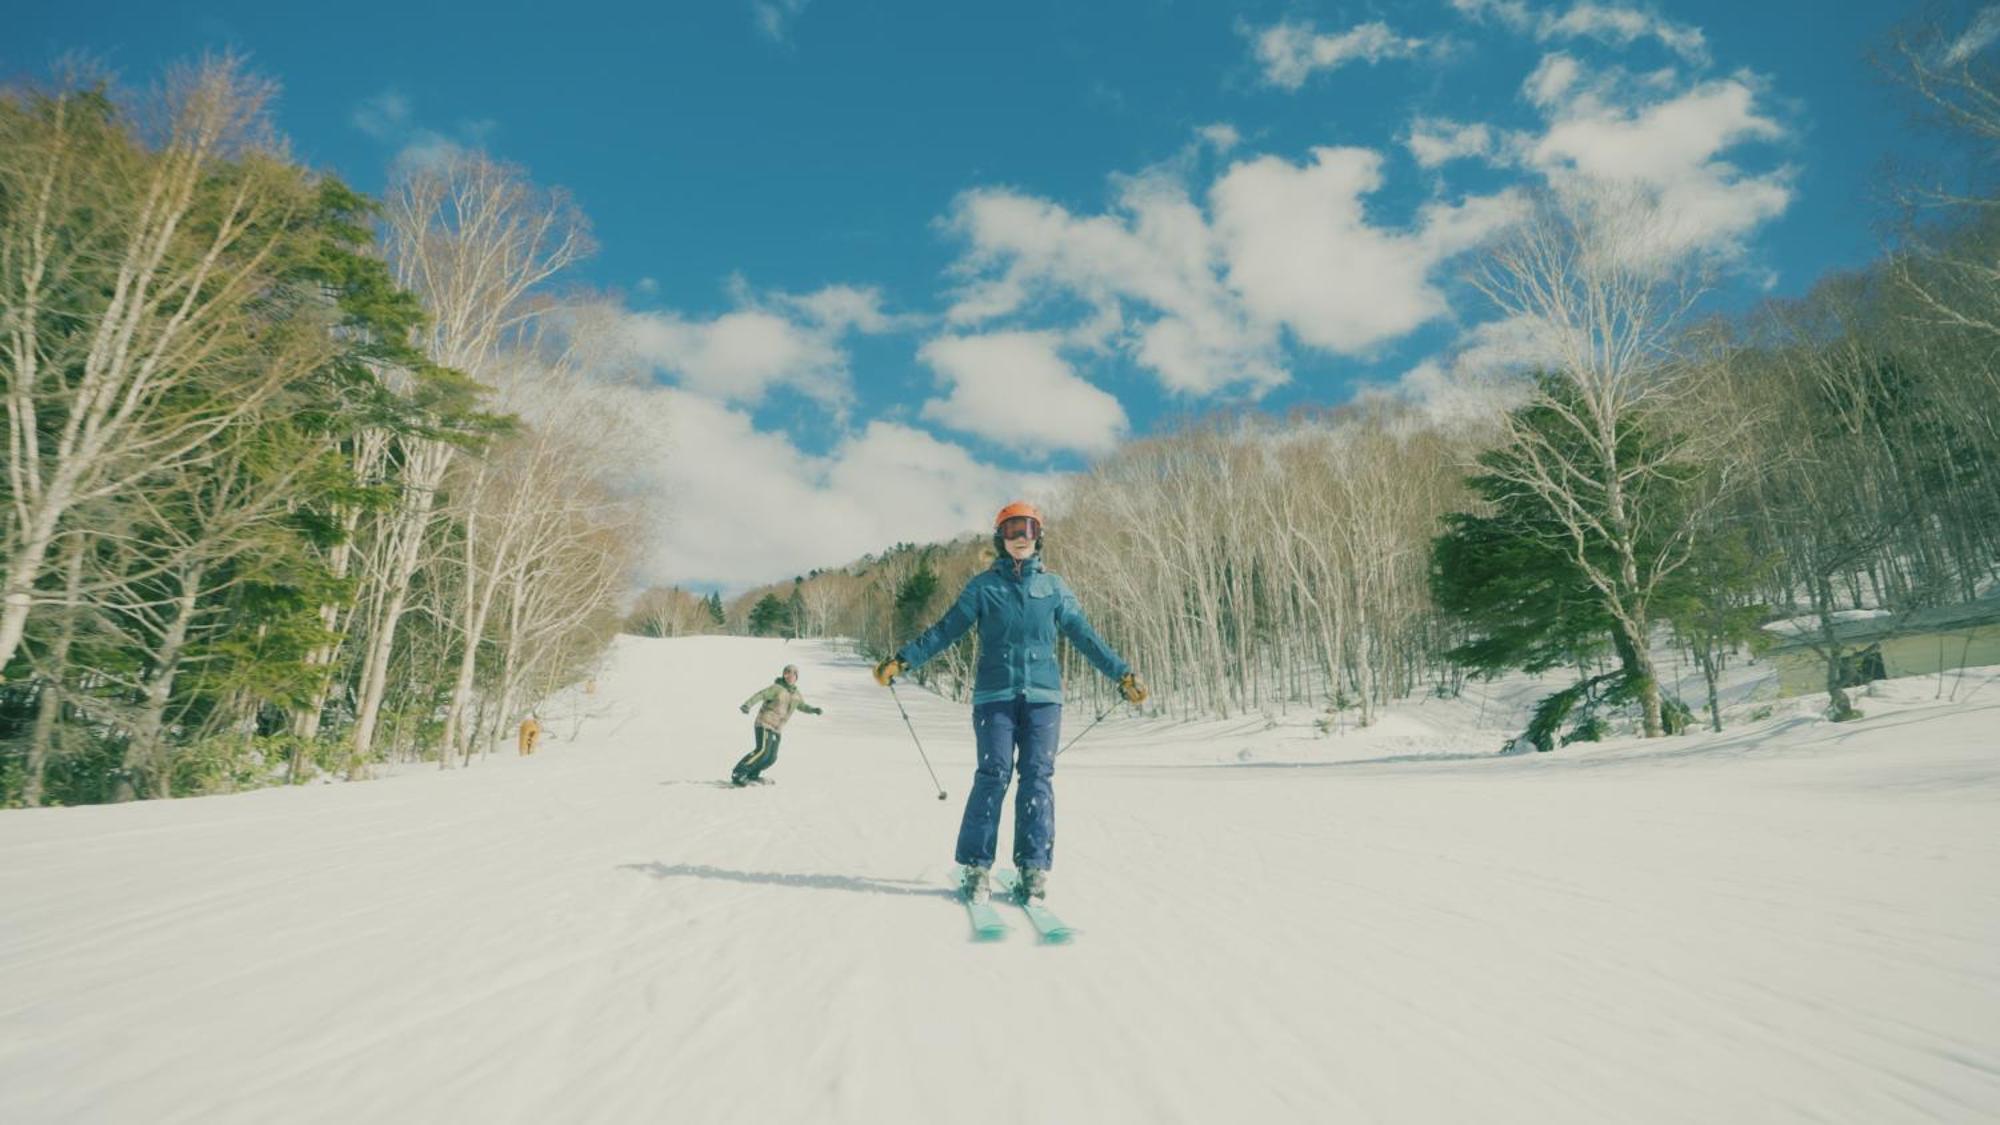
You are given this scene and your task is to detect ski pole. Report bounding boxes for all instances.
[886,680,950,801]
[1056,701,1119,757]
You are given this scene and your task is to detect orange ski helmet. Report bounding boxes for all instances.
[993,501,1044,554]
[994,501,1043,529]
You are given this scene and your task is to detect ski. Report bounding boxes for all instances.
[962,882,1008,942]
[992,869,1076,944]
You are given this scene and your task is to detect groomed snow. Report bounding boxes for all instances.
[1,635,1995,1123]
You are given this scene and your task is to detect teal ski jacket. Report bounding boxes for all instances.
[897,555,1129,705]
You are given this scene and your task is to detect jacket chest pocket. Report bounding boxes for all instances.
[1025,580,1056,644]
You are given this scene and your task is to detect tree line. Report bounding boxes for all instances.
[1,58,643,805]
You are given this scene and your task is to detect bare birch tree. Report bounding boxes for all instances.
[356,152,591,768]
[1467,188,1722,736]
[1,57,323,675]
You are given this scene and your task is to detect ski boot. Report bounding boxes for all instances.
[960,864,992,905]
[1019,867,1048,905]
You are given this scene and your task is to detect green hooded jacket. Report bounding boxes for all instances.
[742,677,821,731]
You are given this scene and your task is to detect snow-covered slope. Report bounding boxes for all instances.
[1,636,1995,1123]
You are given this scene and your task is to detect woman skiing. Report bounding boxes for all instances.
[873,501,1146,905]
[731,664,822,786]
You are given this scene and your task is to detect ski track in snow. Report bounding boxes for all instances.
[1,635,1996,1123]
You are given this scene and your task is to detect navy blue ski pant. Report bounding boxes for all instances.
[732,726,781,782]
[955,698,1061,871]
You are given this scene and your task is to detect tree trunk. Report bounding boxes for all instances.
[1815,577,1859,722]
[440,499,488,768]
[122,562,207,799]
[1609,616,1665,737]
[1694,639,1724,733]
[293,509,360,741]
[0,485,70,675]
[350,439,450,773]
[23,535,91,806]
[490,574,529,757]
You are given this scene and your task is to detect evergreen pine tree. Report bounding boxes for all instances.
[1432,375,1708,744]
[893,559,940,645]
[748,594,788,637]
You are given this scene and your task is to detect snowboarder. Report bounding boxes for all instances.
[873,501,1147,906]
[730,664,823,786]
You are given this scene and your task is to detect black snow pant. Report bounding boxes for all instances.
[732,726,781,782]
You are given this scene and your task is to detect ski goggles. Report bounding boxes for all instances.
[998,516,1042,541]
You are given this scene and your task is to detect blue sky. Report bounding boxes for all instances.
[6,0,1966,589]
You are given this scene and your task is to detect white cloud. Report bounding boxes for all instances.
[918,332,1129,457]
[1453,0,1708,65]
[351,90,495,173]
[776,283,908,334]
[1251,20,1434,90]
[1533,78,1782,183]
[634,389,1055,590]
[1945,5,2000,65]
[1453,314,1569,376]
[752,0,811,42]
[1452,0,1536,32]
[351,91,409,139]
[1367,316,1555,429]
[621,307,846,407]
[1524,68,1793,260]
[1545,3,1706,64]
[1467,53,1793,265]
[390,133,470,173]
[1198,123,1242,152]
[1378,359,1515,431]
[473,307,1021,595]
[617,282,906,409]
[1390,36,1793,418]
[943,176,1285,396]
[943,144,1524,391]
[1211,147,1523,354]
[1406,118,1496,167]
[1525,52,1583,106]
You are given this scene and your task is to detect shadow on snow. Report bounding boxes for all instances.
[619,861,957,899]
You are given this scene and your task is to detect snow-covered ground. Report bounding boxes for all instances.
[2,635,1995,1123]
